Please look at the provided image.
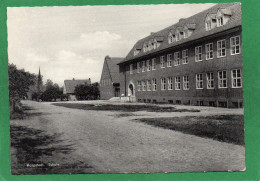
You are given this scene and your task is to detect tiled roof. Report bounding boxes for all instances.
[119,3,241,64]
[64,79,91,94]
[105,56,124,83]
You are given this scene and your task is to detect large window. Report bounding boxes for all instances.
[175,76,181,90]
[230,36,240,55]
[232,69,242,88]
[146,60,151,71]
[130,64,133,74]
[206,43,213,60]
[196,74,203,89]
[137,81,141,91]
[174,52,180,66]
[147,80,152,91]
[195,46,202,62]
[142,80,146,91]
[142,61,146,72]
[152,78,157,91]
[160,56,165,68]
[218,71,227,88]
[168,77,173,90]
[217,40,226,58]
[183,75,189,90]
[206,72,214,89]
[152,58,156,70]
[182,49,188,64]
[137,62,141,73]
[161,78,166,90]
[167,54,172,67]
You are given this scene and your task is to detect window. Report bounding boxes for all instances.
[137,81,141,91]
[167,54,172,67]
[168,77,173,90]
[161,78,166,90]
[232,69,242,88]
[205,21,211,31]
[206,43,213,60]
[175,77,181,90]
[196,74,203,89]
[218,71,227,88]
[183,29,189,38]
[217,16,224,27]
[152,58,156,70]
[137,62,141,73]
[217,39,226,57]
[183,76,189,90]
[147,80,152,91]
[230,36,240,55]
[147,60,151,71]
[130,64,133,74]
[182,49,188,64]
[142,80,146,91]
[160,56,165,68]
[168,34,174,44]
[206,72,214,89]
[195,46,202,62]
[174,52,180,66]
[152,78,157,91]
[142,61,146,72]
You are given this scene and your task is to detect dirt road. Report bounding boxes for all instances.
[10,100,245,174]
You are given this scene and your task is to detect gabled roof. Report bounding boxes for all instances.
[64,79,91,94]
[104,56,124,83]
[119,3,241,64]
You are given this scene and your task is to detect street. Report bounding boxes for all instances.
[10,100,245,174]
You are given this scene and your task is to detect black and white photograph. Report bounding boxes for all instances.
[8,3,245,175]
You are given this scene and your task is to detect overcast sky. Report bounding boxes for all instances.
[7,4,215,86]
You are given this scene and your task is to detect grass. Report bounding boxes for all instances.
[53,103,200,113]
[135,115,244,145]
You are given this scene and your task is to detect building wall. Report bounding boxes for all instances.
[100,60,115,100]
[119,28,243,108]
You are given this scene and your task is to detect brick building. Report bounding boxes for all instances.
[100,56,124,100]
[117,3,242,108]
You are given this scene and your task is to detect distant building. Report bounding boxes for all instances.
[63,78,91,101]
[27,67,44,100]
[118,3,243,108]
[100,56,124,100]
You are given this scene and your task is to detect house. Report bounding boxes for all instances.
[100,56,124,100]
[63,78,91,101]
[117,3,242,108]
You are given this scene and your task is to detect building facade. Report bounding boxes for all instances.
[100,56,124,100]
[118,3,242,108]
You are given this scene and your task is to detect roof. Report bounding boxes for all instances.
[105,56,124,83]
[64,79,91,94]
[119,3,241,64]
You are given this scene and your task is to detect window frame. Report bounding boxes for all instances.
[195,46,202,62]
[175,76,181,90]
[161,78,166,91]
[167,77,173,90]
[230,36,241,55]
[142,61,146,72]
[196,73,203,89]
[206,72,214,89]
[218,71,227,88]
[182,49,188,64]
[174,52,180,66]
[160,56,165,68]
[183,75,189,90]
[152,78,157,91]
[217,39,226,58]
[146,60,151,71]
[142,80,146,91]
[152,58,156,70]
[147,80,152,91]
[137,81,141,91]
[231,69,242,88]
[205,43,214,60]
[167,54,172,67]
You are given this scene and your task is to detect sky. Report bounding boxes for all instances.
[7,4,215,86]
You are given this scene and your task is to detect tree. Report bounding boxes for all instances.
[8,63,36,113]
[40,82,63,102]
[74,83,100,100]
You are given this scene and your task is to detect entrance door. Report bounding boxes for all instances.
[115,88,120,97]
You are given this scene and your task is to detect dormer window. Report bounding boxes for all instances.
[175,28,184,41]
[216,8,232,27]
[168,32,174,44]
[183,24,196,38]
[205,14,217,31]
[184,29,188,38]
